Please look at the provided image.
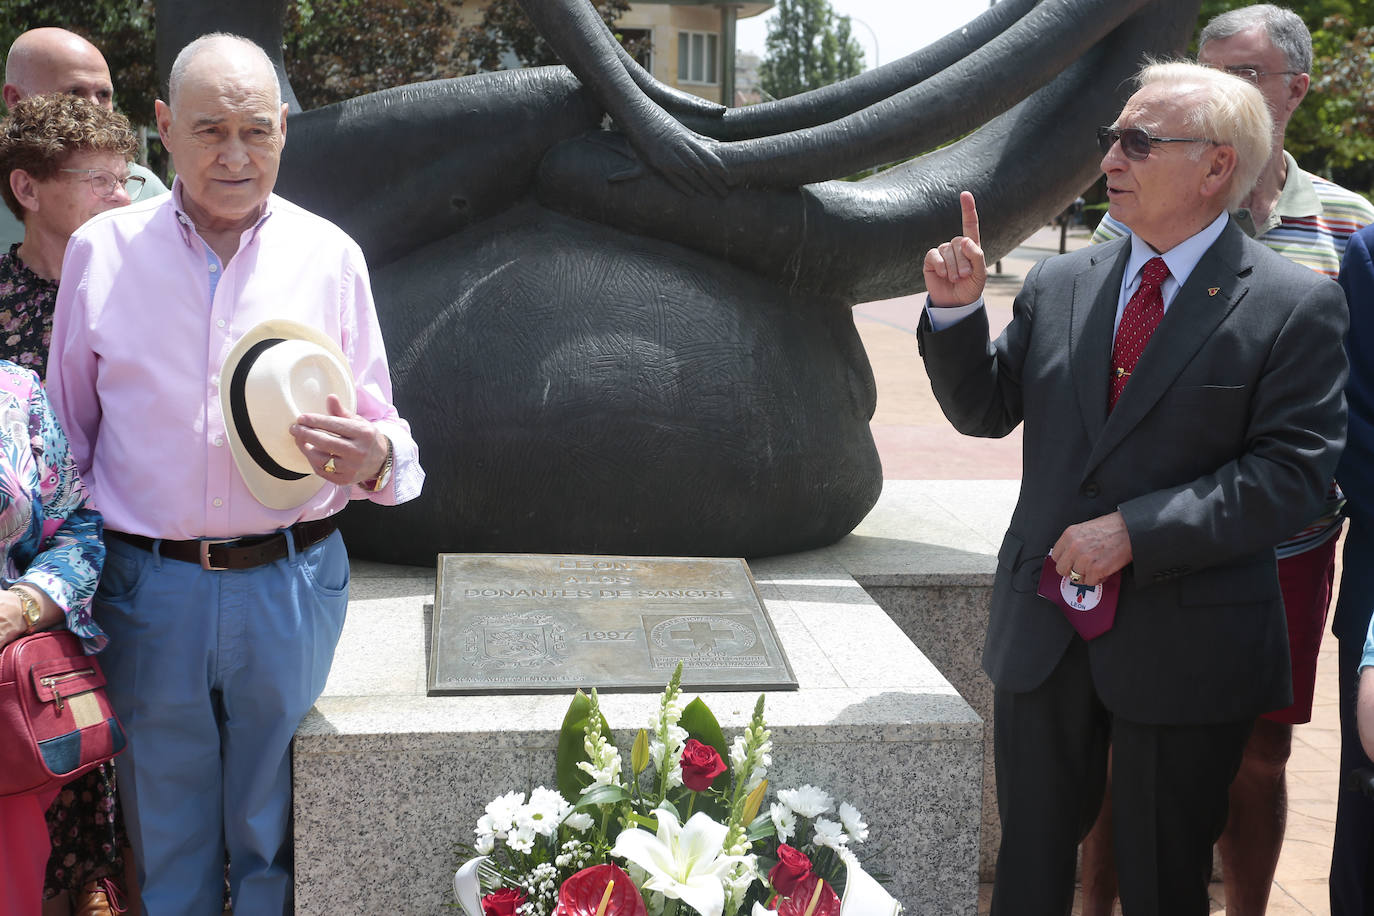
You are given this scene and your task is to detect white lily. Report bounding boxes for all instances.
[611,808,746,916]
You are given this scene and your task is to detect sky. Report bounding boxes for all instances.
[736,1,990,69]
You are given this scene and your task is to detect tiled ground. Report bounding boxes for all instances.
[856,225,1341,915]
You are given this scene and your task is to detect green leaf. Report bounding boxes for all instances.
[679,697,728,762]
[556,689,609,800]
[745,811,777,842]
[576,783,632,808]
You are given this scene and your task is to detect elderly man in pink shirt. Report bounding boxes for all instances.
[47,33,423,914]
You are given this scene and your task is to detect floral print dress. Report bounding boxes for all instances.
[0,246,118,899]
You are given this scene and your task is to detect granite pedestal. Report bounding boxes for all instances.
[292,518,990,915]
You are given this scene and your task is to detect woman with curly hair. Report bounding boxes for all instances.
[0,92,138,916]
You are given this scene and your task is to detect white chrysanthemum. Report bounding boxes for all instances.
[520,787,573,837]
[777,785,833,818]
[474,832,495,855]
[838,802,869,842]
[484,790,526,834]
[769,803,797,844]
[812,817,849,850]
[564,811,595,832]
[507,825,536,854]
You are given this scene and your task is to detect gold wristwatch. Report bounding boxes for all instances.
[364,437,394,493]
[14,585,41,634]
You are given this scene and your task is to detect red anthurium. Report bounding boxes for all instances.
[481,886,527,916]
[679,738,728,791]
[768,844,814,897]
[554,863,648,916]
[775,873,841,916]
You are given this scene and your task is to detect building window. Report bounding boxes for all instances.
[677,30,719,85]
[617,27,653,72]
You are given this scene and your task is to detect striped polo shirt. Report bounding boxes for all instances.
[1093,152,1374,557]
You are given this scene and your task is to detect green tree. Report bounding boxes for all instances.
[758,0,865,100]
[0,0,158,125]
[455,0,636,75]
[284,0,464,110]
[1195,0,1374,193]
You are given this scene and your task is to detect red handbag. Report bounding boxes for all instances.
[0,629,126,798]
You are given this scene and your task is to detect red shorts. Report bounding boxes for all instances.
[1263,533,1339,725]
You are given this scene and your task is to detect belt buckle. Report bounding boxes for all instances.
[199,538,236,571]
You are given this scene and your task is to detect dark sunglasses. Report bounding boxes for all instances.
[1097,126,1216,161]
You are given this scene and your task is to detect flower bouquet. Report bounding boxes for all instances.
[452,665,902,916]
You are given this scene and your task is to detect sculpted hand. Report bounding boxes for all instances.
[1050,511,1133,588]
[923,191,987,307]
[291,394,390,487]
[612,105,730,198]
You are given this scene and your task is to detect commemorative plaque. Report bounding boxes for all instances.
[428,554,796,695]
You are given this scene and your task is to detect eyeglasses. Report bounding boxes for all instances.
[1211,65,1302,84]
[1097,126,1216,161]
[59,168,145,199]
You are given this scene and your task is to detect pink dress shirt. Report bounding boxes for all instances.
[48,181,423,540]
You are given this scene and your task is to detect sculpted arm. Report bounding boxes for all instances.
[514,0,728,196]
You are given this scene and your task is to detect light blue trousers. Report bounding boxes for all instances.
[95,530,349,915]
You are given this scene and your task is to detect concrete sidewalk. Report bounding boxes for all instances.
[854,224,1340,915]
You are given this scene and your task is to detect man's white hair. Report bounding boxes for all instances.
[167,33,282,110]
[1136,61,1273,211]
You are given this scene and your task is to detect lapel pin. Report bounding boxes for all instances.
[1208,287,1220,297]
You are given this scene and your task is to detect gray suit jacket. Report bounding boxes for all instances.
[918,219,1348,724]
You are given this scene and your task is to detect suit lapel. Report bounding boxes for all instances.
[1071,240,1128,445]
[1081,221,1253,475]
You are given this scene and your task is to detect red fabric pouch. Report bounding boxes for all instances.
[0,630,125,797]
[1036,557,1122,640]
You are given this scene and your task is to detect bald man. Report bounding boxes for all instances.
[1,27,166,247]
[48,33,421,913]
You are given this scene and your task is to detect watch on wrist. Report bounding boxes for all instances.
[364,437,394,493]
[14,586,41,635]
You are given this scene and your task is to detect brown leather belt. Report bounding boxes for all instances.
[106,518,338,571]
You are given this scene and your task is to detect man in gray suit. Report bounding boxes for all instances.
[919,61,1348,915]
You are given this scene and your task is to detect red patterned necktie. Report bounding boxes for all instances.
[1109,256,1169,410]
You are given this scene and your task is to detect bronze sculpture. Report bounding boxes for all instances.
[155,0,1202,564]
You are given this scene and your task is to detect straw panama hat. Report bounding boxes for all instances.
[220,319,356,509]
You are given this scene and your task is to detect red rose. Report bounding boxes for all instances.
[679,738,728,792]
[481,887,527,916]
[768,844,814,897]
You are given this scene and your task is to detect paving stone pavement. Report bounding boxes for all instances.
[856,225,1341,915]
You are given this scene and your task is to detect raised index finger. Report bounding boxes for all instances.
[960,191,981,246]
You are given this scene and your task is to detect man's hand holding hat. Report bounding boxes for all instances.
[291,395,391,487]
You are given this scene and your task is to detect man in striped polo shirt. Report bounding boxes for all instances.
[1084,7,1374,916]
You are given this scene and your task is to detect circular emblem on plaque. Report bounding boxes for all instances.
[649,615,757,657]
[1059,576,1103,612]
